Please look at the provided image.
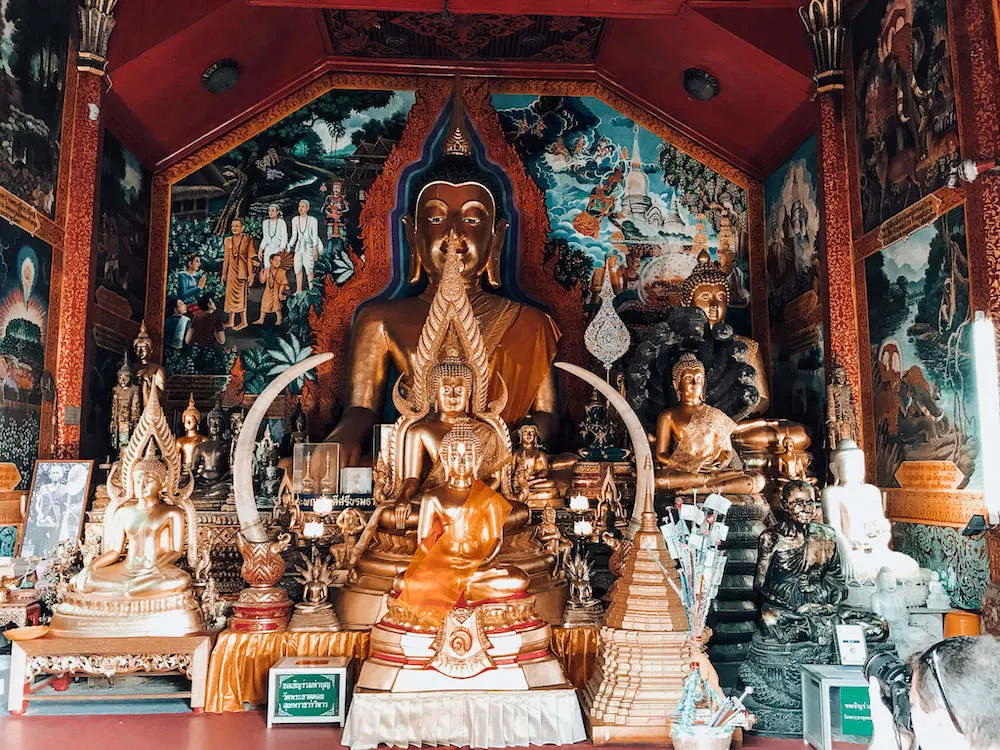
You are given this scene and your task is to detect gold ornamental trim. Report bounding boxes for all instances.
[883,487,986,528]
[27,653,193,680]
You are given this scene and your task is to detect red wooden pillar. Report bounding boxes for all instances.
[53,0,118,456]
[801,0,865,450]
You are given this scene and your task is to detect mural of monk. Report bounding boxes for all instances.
[222,218,257,331]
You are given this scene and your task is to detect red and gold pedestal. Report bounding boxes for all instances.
[357,595,568,692]
[229,588,292,633]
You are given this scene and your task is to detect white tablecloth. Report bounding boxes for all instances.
[342,688,587,749]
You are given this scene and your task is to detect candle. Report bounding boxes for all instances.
[574,520,593,537]
[302,520,325,539]
[313,495,334,515]
[569,495,589,512]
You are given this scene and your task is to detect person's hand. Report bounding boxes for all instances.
[867,677,912,750]
[392,501,411,531]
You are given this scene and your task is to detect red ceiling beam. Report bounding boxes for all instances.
[246,0,686,17]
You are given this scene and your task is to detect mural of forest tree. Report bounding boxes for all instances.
[866,206,978,488]
[492,94,751,336]
[165,89,415,395]
[0,0,71,214]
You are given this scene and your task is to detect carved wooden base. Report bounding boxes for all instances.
[230,590,292,632]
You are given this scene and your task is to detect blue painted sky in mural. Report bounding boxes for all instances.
[492,94,719,270]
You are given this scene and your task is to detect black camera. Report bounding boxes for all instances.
[864,651,913,732]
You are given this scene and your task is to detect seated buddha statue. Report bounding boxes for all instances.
[654,353,766,495]
[821,439,919,583]
[327,112,561,465]
[680,251,810,456]
[176,394,206,467]
[50,390,203,637]
[392,423,530,622]
[337,244,563,629]
[512,422,560,508]
[358,423,568,692]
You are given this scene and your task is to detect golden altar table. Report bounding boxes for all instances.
[205,625,600,713]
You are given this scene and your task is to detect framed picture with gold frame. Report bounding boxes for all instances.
[17,460,94,559]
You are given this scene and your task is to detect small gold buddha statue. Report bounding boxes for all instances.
[326,99,561,465]
[133,320,166,409]
[176,394,206,467]
[512,422,560,508]
[50,389,203,637]
[654,354,766,494]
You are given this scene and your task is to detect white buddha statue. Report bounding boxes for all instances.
[870,567,934,659]
[821,440,919,583]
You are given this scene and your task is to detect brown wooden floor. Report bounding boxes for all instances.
[0,710,865,749]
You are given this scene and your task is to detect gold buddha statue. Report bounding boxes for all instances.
[680,250,810,455]
[337,246,564,629]
[50,389,203,637]
[512,422,560,508]
[654,353,768,494]
[327,108,561,465]
[358,423,567,693]
[176,394,206,467]
[133,320,166,409]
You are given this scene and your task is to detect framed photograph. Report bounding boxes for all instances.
[18,460,94,559]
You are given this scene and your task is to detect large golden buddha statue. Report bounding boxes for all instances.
[327,115,560,465]
[337,246,563,629]
[50,389,203,637]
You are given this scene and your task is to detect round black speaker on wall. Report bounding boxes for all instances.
[682,68,720,102]
[201,59,241,94]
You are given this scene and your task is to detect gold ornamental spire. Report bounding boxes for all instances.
[442,76,472,157]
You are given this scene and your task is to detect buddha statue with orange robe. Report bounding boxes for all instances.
[358,422,566,693]
[327,121,561,466]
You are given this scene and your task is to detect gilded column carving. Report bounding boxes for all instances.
[78,0,118,76]
[801,0,864,450]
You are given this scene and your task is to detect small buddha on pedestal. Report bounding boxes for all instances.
[176,394,206,468]
[133,321,166,409]
[513,422,560,508]
[191,402,230,485]
[288,551,341,632]
[49,390,203,637]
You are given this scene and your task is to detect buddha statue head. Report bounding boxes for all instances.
[440,423,482,488]
[780,479,817,527]
[116,358,132,388]
[681,250,730,328]
[182,394,201,434]
[403,90,508,289]
[672,353,706,406]
[830,439,865,486]
[133,321,154,364]
[133,453,168,502]
[518,423,540,450]
[429,351,474,417]
[206,403,224,440]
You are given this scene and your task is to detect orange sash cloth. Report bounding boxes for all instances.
[397,480,513,621]
[489,306,561,426]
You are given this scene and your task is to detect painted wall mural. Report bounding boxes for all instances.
[165,89,415,393]
[765,136,825,450]
[893,523,988,609]
[0,0,71,215]
[853,0,960,234]
[96,132,151,321]
[491,94,752,338]
[865,204,978,488]
[0,216,50,488]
